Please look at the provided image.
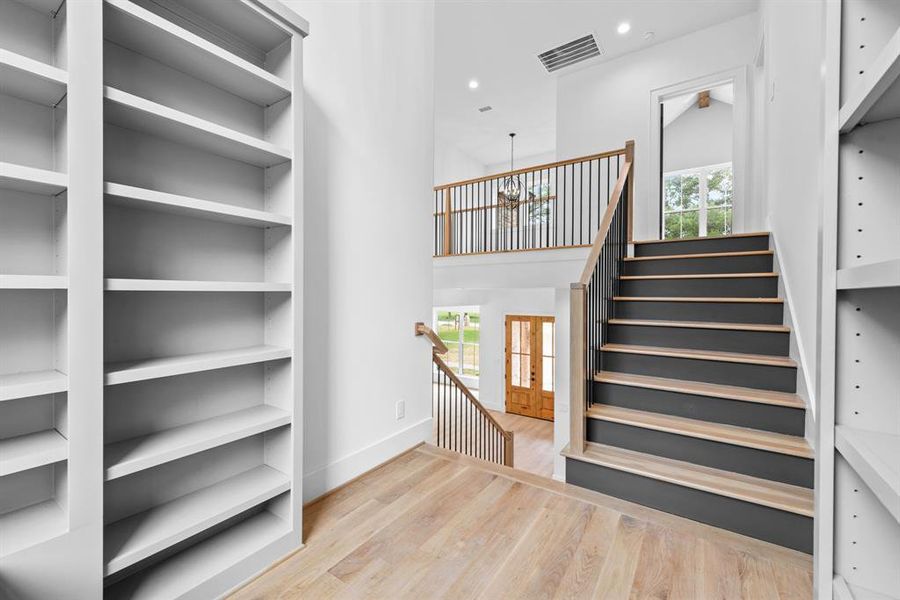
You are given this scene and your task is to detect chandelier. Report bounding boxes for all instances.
[498,133,522,223]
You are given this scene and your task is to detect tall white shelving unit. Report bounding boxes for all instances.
[0,0,306,598]
[822,1,900,599]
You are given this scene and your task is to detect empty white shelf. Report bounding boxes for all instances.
[0,429,67,476]
[0,275,68,290]
[104,345,291,386]
[837,259,900,290]
[0,500,67,558]
[104,182,291,228]
[0,48,67,106]
[104,510,288,600]
[105,405,291,480]
[840,26,900,132]
[104,0,290,106]
[104,279,291,293]
[0,369,67,402]
[104,464,289,576]
[836,426,900,524]
[0,161,67,195]
[103,86,292,167]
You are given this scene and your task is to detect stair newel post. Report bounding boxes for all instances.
[625,139,635,243]
[504,431,515,467]
[443,188,452,256]
[570,282,587,457]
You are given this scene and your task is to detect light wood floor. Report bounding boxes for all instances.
[488,409,554,478]
[230,444,813,600]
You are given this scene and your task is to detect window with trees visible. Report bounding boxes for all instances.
[435,308,480,377]
[663,163,733,239]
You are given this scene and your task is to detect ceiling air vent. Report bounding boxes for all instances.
[537,34,602,73]
[478,105,493,113]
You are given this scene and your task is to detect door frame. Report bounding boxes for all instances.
[504,314,555,421]
[648,66,751,240]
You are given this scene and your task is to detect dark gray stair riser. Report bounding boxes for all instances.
[565,458,812,553]
[634,236,771,258]
[600,351,797,393]
[623,253,774,276]
[607,323,789,356]
[619,276,778,298]
[614,300,784,324]
[586,419,814,488]
[593,382,806,436]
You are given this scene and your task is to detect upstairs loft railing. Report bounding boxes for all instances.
[416,322,514,467]
[569,140,634,457]
[433,147,628,257]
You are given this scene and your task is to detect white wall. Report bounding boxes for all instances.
[557,14,759,240]
[289,0,435,502]
[434,135,485,186]
[759,0,826,416]
[663,99,733,172]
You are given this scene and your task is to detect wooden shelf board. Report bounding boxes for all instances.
[104,464,290,576]
[104,278,290,293]
[0,161,67,195]
[103,0,290,107]
[0,429,68,476]
[594,371,805,409]
[103,87,291,168]
[0,48,67,106]
[104,345,291,386]
[0,369,67,402]
[0,274,67,290]
[587,404,813,458]
[105,405,291,480]
[837,258,900,290]
[105,510,289,600]
[564,441,813,516]
[599,343,797,368]
[836,426,900,524]
[104,182,291,228]
[840,25,900,132]
[0,500,67,558]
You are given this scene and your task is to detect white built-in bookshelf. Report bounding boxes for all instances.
[825,2,900,599]
[0,0,306,597]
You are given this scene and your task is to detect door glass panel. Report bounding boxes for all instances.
[542,321,553,355]
[511,354,520,386]
[542,356,553,392]
[511,321,520,353]
[520,321,531,354]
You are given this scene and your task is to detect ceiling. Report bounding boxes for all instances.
[662,82,735,127]
[435,0,758,166]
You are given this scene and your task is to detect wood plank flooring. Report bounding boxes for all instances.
[229,444,812,600]
[488,409,554,478]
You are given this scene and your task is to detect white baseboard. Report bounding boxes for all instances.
[303,417,433,502]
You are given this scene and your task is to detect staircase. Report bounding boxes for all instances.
[565,232,814,554]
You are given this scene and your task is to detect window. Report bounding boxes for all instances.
[435,308,480,377]
[663,163,733,239]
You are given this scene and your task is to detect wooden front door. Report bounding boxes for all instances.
[505,315,555,421]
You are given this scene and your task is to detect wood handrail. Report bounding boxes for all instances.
[578,141,634,285]
[432,353,514,446]
[415,322,449,355]
[434,147,627,191]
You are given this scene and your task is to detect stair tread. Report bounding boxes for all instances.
[600,343,797,368]
[568,441,813,517]
[607,319,790,333]
[625,250,773,262]
[614,296,783,303]
[594,371,805,408]
[587,405,813,458]
[620,272,777,280]
[632,232,770,245]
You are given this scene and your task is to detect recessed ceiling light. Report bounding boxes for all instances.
[617,22,631,35]
[468,79,479,90]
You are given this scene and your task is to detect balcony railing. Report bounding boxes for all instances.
[433,147,628,257]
